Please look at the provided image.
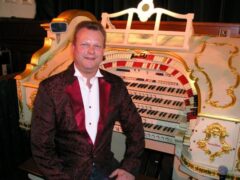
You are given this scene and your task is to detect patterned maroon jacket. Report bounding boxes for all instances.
[31,63,145,180]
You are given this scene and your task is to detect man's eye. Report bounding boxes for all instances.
[94,45,102,49]
[80,43,89,48]
[79,43,103,50]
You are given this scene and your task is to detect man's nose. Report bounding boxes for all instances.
[87,45,95,54]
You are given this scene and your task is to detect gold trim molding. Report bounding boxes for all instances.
[181,155,237,179]
[194,41,239,108]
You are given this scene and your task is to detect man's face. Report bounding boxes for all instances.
[72,27,104,77]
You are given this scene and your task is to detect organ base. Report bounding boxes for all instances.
[112,131,178,180]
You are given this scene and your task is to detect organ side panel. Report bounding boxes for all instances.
[178,37,240,179]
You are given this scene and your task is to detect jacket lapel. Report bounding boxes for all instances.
[65,78,85,131]
[95,77,112,145]
[65,77,92,144]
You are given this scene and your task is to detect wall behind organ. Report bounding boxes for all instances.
[0,0,36,18]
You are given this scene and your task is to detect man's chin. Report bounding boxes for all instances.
[84,67,98,74]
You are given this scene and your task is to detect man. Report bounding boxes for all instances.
[31,20,145,180]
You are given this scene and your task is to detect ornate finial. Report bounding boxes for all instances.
[137,0,154,22]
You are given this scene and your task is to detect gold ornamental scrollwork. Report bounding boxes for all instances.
[194,41,239,108]
[34,42,73,81]
[197,122,232,161]
[34,57,73,81]
[27,90,37,110]
[181,154,239,179]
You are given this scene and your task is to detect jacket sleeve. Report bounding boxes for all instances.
[118,80,145,176]
[31,83,71,180]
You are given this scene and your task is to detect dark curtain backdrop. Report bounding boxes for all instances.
[35,0,240,23]
[0,74,31,180]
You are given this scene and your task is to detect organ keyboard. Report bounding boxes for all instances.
[131,93,186,111]
[137,108,186,124]
[113,120,177,145]
[126,81,188,98]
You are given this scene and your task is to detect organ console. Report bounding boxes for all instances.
[100,48,198,157]
[15,0,240,179]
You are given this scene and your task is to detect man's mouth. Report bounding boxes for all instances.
[85,57,95,61]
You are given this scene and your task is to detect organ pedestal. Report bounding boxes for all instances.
[15,1,240,179]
